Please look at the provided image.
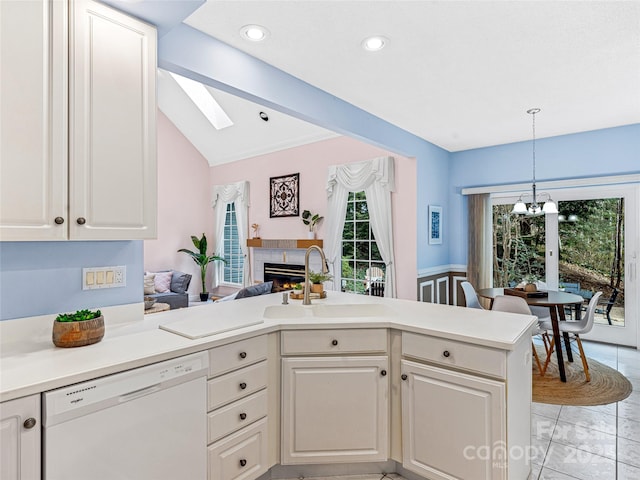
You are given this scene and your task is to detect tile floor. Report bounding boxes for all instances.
[531,340,640,479]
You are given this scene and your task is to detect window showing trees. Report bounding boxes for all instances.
[341,191,385,295]
[222,202,243,285]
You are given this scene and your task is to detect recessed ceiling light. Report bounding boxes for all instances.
[240,24,270,42]
[259,111,269,122]
[362,36,387,52]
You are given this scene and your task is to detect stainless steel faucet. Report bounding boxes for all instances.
[303,245,328,305]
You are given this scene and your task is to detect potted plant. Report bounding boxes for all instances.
[301,210,323,239]
[178,233,226,302]
[308,270,333,294]
[53,308,104,348]
[292,283,304,295]
[524,274,538,292]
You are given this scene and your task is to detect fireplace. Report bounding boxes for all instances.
[264,263,305,292]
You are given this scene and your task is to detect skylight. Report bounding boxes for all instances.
[169,72,233,130]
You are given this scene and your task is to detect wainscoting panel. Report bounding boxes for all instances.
[417,269,467,305]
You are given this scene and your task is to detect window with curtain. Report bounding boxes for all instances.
[324,156,396,298]
[222,202,243,286]
[341,191,385,295]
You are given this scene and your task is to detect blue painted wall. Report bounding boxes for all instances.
[446,124,640,267]
[0,241,143,320]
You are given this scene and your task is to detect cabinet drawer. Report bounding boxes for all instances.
[208,390,268,444]
[208,361,268,411]
[402,332,506,379]
[209,335,267,378]
[208,417,268,480]
[281,329,387,355]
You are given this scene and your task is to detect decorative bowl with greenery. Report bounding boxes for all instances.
[53,308,104,348]
[292,283,303,294]
[178,233,226,302]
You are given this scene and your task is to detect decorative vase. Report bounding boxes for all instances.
[307,231,315,240]
[200,293,210,302]
[310,283,324,294]
[52,316,105,348]
[524,283,538,293]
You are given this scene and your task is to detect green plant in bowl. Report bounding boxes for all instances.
[308,271,333,284]
[55,309,102,322]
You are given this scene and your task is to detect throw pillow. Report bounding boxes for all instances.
[153,271,173,293]
[143,274,156,295]
[170,271,192,294]
[235,281,273,299]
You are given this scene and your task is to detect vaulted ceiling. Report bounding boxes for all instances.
[107,1,640,165]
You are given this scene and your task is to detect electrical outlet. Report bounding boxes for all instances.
[83,266,126,290]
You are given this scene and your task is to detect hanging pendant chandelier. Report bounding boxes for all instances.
[512,108,558,216]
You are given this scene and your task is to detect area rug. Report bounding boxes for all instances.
[532,347,633,406]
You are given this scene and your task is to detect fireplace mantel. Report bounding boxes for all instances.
[247,239,323,249]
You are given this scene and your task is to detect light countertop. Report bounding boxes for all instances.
[0,291,537,402]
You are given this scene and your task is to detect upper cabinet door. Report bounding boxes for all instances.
[69,0,157,240]
[0,0,68,240]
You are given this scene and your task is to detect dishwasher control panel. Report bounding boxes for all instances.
[43,351,208,427]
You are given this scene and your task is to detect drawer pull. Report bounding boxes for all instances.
[443,350,450,358]
[380,369,387,376]
[239,382,247,390]
[23,417,37,429]
[401,374,408,381]
[239,459,247,467]
[239,412,247,420]
[331,339,338,346]
[54,217,64,225]
[76,217,86,225]
[239,351,247,359]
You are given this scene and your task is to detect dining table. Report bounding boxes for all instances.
[477,288,584,382]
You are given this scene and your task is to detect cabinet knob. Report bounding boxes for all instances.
[331,339,338,346]
[239,351,247,359]
[54,217,64,225]
[443,350,450,358]
[23,417,37,429]
[239,412,247,420]
[380,369,387,376]
[239,459,247,467]
[401,374,408,381]
[76,217,86,225]
[239,382,247,390]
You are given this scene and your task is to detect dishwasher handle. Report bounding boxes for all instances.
[119,384,161,403]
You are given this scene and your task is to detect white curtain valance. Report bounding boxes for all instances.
[212,181,249,208]
[326,156,395,197]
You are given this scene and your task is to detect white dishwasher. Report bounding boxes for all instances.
[43,351,208,480]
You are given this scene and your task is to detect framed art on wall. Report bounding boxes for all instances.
[270,173,300,218]
[428,205,442,244]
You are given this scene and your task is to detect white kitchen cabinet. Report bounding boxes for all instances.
[0,395,41,480]
[400,331,532,480]
[401,360,505,480]
[207,336,269,480]
[281,329,389,465]
[0,0,156,241]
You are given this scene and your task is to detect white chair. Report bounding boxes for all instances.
[491,295,547,373]
[540,292,602,382]
[461,281,484,309]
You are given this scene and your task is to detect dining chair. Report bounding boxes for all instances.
[461,281,484,309]
[539,291,603,382]
[491,295,547,373]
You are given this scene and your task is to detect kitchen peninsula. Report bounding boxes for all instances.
[1,291,536,480]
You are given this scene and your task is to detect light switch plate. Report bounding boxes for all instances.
[83,266,126,290]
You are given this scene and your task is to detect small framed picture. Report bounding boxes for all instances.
[428,205,442,245]
[270,173,299,218]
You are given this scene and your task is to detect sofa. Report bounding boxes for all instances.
[144,270,192,309]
